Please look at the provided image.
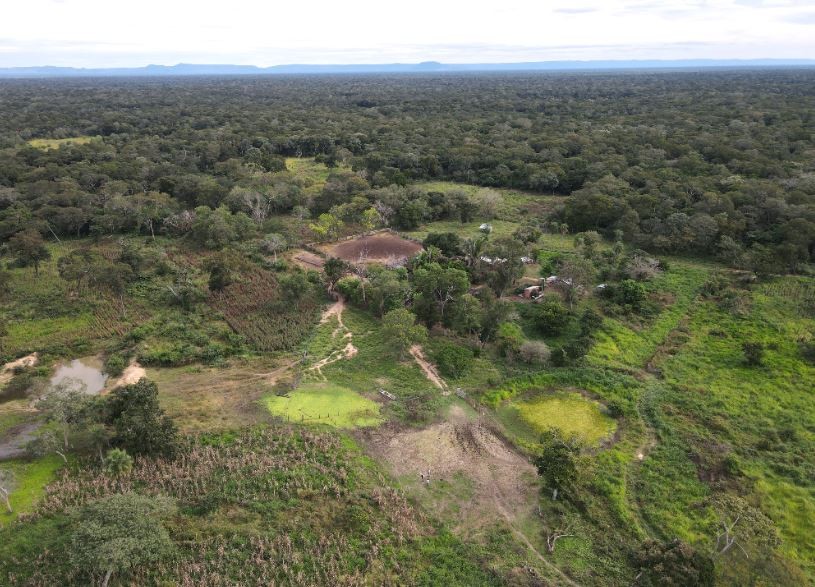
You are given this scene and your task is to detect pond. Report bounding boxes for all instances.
[50,359,107,395]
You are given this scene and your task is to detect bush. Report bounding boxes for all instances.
[103,353,128,377]
[743,341,765,366]
[518,340,551,364]
[531,297,570,336]
[423,232,462,257]
[495,322,524,357]
[432,342,473,378]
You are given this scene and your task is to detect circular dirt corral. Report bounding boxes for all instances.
[321,233,423,264]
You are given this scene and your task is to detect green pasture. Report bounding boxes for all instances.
[506,390,617,446]
[265,382,382,428]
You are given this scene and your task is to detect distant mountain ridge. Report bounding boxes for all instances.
[1,59,814,78]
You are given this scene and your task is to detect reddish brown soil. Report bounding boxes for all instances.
[319,233,422,264]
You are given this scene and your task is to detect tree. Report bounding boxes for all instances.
[27,429,69,463]
[634,539,715,586]
[558,257,595,310]
[535,428,580,500]
[483,238,525,297]
[381,308,427,358]
[189,205,254,249]
[166,271,204,310]
[203,253,234,292]
[132,191,176,239]
[260,233,287,261]
[105,379,179,458]
[423,232,463,257]
[69,494,176,587]
[309,212,344,241]
[412,262,469,324]
[9,229,50,275]
[518,340,551,364]
[323,257,348,292]
[462,235,488,271]
[36,379,96,450]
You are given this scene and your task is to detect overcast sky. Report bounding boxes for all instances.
[2,0,814,67]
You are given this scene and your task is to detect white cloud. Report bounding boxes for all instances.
[1,0,813,66]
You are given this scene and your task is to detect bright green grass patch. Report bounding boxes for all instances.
[589,262,709,371]
[27,136,99,150]
[404,219,521,241]
[510,391,616,445]
[265,382,382,428]
[0,456,64,525]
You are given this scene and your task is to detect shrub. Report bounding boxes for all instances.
[531,297,570,336]
[743,341,765,366]
[104,353,128,377]
[496,322,524,357]
[518,340,551,364]
[432,342,473,378]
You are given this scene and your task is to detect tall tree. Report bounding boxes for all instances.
[9,229,50,275]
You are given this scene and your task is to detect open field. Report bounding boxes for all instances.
[26,136,100,150]
[265,382,382,428]
[505,391,617,446]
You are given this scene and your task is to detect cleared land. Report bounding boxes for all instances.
[265,382,382,428]
[509,391,617,446]
[318,232,422,264]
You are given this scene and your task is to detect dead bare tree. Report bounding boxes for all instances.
[540,512,578,554]
[0,469,14,513]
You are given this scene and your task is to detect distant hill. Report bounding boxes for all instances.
[1,59,814,78]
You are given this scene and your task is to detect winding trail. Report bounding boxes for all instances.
[307,297,358,379]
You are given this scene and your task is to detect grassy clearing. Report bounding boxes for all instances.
[265,382,382,428]
[508,391,617,446]
[404,219,521,242]
[589,262,710,371]
[627,273,815,581]
[0,456,64,525]
[27,136,100,150]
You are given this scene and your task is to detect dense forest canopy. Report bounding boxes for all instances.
[0,70,813,271]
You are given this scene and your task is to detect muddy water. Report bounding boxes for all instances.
[50,358,108,394]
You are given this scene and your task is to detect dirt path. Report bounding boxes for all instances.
[409,345,449,394]
[307,297,358,379]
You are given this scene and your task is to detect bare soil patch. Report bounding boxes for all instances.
[319,232,422,265]
[0,353,39,386]
[365,405,539,533]
[106,361,147,391]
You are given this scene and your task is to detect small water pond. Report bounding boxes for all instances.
[50,358,108,394]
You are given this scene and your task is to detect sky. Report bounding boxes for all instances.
[1,0,814,67]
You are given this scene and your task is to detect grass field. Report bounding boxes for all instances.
[508,390,617,446]
[265,382,383,428]
[0,455,64,525]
